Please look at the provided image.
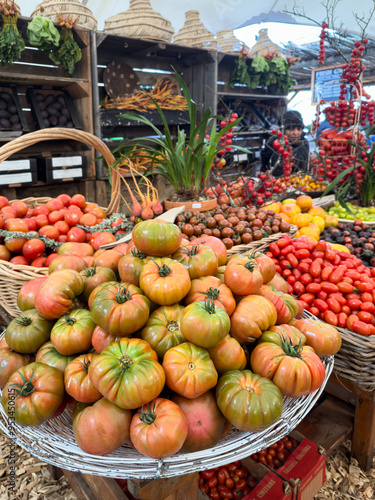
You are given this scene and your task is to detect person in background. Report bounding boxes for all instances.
[261,110,310,177]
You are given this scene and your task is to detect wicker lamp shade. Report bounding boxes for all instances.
[103,0,174,42]
[31,0,98,30]
[248,29,283,58]
[216,30,248,54]
[173,11,216,49]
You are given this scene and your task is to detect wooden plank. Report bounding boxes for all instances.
[128,472,198,500]
[351,389,375,471]
[296,395,354,455]
[82,474,131,500]
[63,470,99,500]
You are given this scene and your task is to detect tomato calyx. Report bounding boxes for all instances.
[157,264,171,277]
[10,369,35,398]
[204,297,216,315]
[82,266,97,277]
[206,287,220,300]
[131,249,148,260]
[167,320,180,332]
[138,402,157,426]
[186,245,200,256]
[64,315,77,326]
[188,361,196,370]
[243,384,255,394]
[279,336,304,358]
[81,357,91,372]
[118,354,134,370]
[116,287,132,304]
[15,316,32,327]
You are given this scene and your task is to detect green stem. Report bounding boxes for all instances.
[116,287,132,304]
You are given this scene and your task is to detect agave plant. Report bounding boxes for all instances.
[117,70,249,202]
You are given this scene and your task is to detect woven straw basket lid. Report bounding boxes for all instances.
[173,11,216,49]
[248,29,283,58]
[104,0,174,43]
[216,29,248,54]
[31,0,97,30]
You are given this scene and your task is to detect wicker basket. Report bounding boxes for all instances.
[303,310,375,391]
[173,11,216,50]
[216,30,248,54]
[0,335,334,479]
[31,0,98,30]
[0,128,119,319]
[248,28,283,58]
[226,224,298,257]
[103,0,174,42]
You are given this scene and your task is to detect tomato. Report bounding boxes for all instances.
[324,310,338,326]
[162,342,217,398]
[327,297,341,314]
[91,325,120,354]
[230,295,277,344]
[179,299,230,349]
[90,282,150,337]
[251,342,325,397]
[132,219,182,257]
[257,285,299,324]
[300,293,315,304]
[348,299,362,310]
[184,276,235,316]
[313,299,328,312]
[208,336,247,374]
[141,304,186,358]
[35,341,78,373]
[48,254,87,274]
[79,266,116,302]
[118,250,151,287]
[216,370,282,432]
[51,308,96,356]
[306,283,321,294]
[130,398,188,459]
[258,324,306,347]
[92,249,122,273]
[17,277,47,312]
[1,362,64,426]
[70,194,86,209]
[34,269,84,319]
[64,210,82,227]
[64,354,102,403]
[251,252,276,284]
[310,262,322,278]
[21,239,45,262]
[0,348,32,389]
[358,311,372,323]
[5,309,54,354]
[337,312,348,328]
[139,258,191,306]
[58,242,94,257]
[224,256,263,296]
[88,337,165,409]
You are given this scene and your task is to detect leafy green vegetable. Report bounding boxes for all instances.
[0,11,24,66]
[50,28,81,76]
[251,56,269,73]
[27,15,60,51]
[228,53,251,88]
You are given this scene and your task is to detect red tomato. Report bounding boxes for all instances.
[10,200,28,218]
[300,274,313,286]
[30,256,47,267]
[46,199,64,212]
[361,302,375,313]
[327,297,341,314]
[57,194,71,207]
[48,210,63,224]
[341,305,351,315]
[35,214,49,228]
[54,220,70,235]
[321,282,339,293]
[348,299,362,310]
[67,227,87,243]
[23,218,37,231]
[70,194,86,209]
[338,312,348,328]
[306,283,321,294]
[34,205,50,216]
[324,310,338,326]
[313,299,328,312]
[300,293,315,304]
[293,281,305,295]
[321,266,333,281]
[10,256,29,265]
[22,239,46,261]
[317,291,328,301]
[39,225,60,241]
[357,311,372,323]
[64,211,81,227]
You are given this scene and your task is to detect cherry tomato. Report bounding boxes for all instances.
[338,312,348,328]
[317,291,328,301]
[324,310,338,326]
[361,293,373,303]
[294,249,310,259]
[345,270,361,280]
[276,238,289,248]
[329,293,346,305]
[358,311,372,323]
[345,293,361,301]
[298,262,311,274]
[287,276,296,285]
[357,282,374,293]
[236,480,247,491]
[277,451,285,461]
[280,260,291,270]
[300,273,313,286]
[292,268,302,279]
[287,253,299,268]
[352,320,373,336]
[306,283,321,294]
[314,299,328,312]
[341,305,351,315]
[218,470,226,484]
[348,299,362,310]
[284,439,293,450]
[269,243,280,256]
[208,477,218,488]
[361,302,375,313]
[299,293,315,304]
[327,297,341,314]
[325,248,336,262]
[209,487,220,500]
[330,267,346,284]
[310,262,322,278]
[282,269,292,278]
[309,306,320,316]
[293,281,305,295]
[321,282,339,293]
[280,245,294,256]
[202,471,215,480]
[225,478,235,489]
[321,266,333,281]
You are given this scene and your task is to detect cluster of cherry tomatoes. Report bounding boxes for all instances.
[318,22,328,65]
[270,129,293,176]
[218,113,238,156]
[341,39,369,98]
[250,435,299,469]
[199,461,258,500]
[266,235,375,336]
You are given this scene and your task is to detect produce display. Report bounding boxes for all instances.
[250,434,299,469]
[267,234,375,335]
[34,92,74,128]
[0,219,339,461]
[326,201,375,222]
[0,90,22,132]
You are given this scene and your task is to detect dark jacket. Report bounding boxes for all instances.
[261,134,310,177]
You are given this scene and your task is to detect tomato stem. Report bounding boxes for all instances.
[244,258,256,272]
[83,266,97,277]
[138,402,157,426]
[82,357,91,372]
[116,287,132,304]
[118,354,134,369]
[206,287,220,300]
[64,316,76,326]
[9,369,35,398]
[187,245,200,256]
[279,335,304,357]
[14,316,32,327]
[188,361,196,370]
[204,297,216,315]
[131,249,148,259]
[158,264,171,277]
[167,320,180,332]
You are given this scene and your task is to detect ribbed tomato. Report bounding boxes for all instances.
[207,336,247,374]
[48,254,87,274]
[17,277,47,312]
[224,255,263,296]
[130,398,188,459]
[118,249,151,287]
[184,276,236,316]
[162,342,218,398]
[139,258,191,306]
[191,235,227,266]
[250,341,325,397]
[79,266,116,302]
[5,309,54,354]
[91,325,120,354]
[58,242,94,256]
[88,338,165,410]
[87,280,118,309]
[0,348,32,388]
[253,253,276,284]
[51,309,96,356]
[35,341,78,373]
[172,244,218,279]
[141,304,186,359]
[90,282,150,337]
[290,318,341,356]
[230,295,277,344]
[268,273,288,293]
[257,285,299,324]
[132,219,182,257]
[64,354,102,403]
[258,324,306,346]
[216,370,283,432]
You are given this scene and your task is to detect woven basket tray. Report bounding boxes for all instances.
[173,11,216,49]
[303,310,375,391]
[31,0,98,30]
[216,30,248,54]
[0,128,119,319]
[226,224,298,257]
[0,332,333,479]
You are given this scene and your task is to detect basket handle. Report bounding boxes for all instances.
[0,128,120,216]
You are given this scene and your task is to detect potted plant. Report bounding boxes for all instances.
[117,70,249,210]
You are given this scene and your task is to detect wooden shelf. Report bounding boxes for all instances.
[218,91,288,99]
[100,109,189,128]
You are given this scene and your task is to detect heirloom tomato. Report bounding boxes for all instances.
[162,342,218,399]
[0,348,32,388]
[230,295,277,344]
[224,256,263,296]
[180,299,230,348]
[79,266,116,302]
[216,266,226,283]
[184,276,236,316]
[5,309,54,354]
[90,282,150,337]
[118,249,151,287]
[92,249,122,273]
[64,354,102,403]
[48,254,87,274]
[132,219,182,257]
[130,398,188,459]
[172,244,218,279]
[257,286,299,324]
[87,280,118,309]
[50,309,96,356]
[216,370,283,432]
[207,336,247,374]
[190,235,227,266]
[258,324,306,346]
[253,252,276,284]
[250,340,325,397]
[91,325,120,354]
[290,318,341,356]
[17,277,47,312]
[139,258,191,306]
[88,337,165,410]
[58,242,94,256]
[73,398,132,456]
[1,362,64,426]
[268,273,288,293]
[35,341,78,373]
[141,304,186,359]
[34,269,84,319]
